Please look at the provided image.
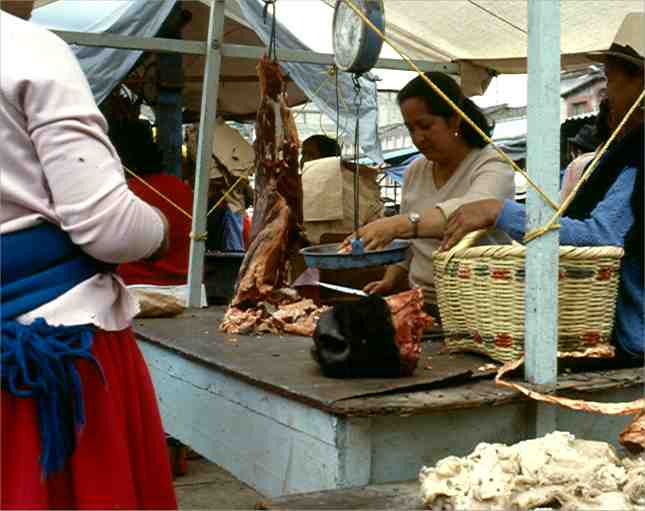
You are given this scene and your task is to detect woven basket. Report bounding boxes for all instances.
[432,230,624,363]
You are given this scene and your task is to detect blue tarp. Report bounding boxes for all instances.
[383,152,421,185]
[31,0,383,164]
[31,1,174,106]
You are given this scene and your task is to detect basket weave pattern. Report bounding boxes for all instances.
[433,231,624,363]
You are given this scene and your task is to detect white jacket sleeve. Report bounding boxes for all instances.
[20,32,164,263]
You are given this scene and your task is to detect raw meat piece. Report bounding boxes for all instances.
[221,56,304,335]
[220,296,326,337]
[229,55,302,310]
[220,307,263,335]
[620,410,645,454]
[385,288,434,376]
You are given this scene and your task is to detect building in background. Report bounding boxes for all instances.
[560,66,606,118]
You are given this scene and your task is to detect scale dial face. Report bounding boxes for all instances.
[333,0,384,74]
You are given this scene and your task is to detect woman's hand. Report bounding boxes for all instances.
[440,199,503,250]
[363,264,407,296]
[342,216,406,252]
[364,278,394,295]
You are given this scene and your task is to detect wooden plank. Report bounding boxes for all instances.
[140,337,642,495]
[136,309,642,417]
[134,308,495,410]
[333,369,643,417]
[142,340,340,445]
[261,482,423,510]
[141,341,354,497]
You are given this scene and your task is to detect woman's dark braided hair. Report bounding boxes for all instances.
[396,71,492,148]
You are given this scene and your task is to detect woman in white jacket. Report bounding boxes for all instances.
[1,3,176,508]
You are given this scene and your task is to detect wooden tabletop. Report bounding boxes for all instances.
[135,307,643,417]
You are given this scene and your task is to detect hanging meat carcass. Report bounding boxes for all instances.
[221,56,304,334]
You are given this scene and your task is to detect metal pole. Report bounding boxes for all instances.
[52,31,460,73]
[187,0,226,307]
[525,0,560,435]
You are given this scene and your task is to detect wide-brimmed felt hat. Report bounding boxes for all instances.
[568,125,596,152]
[587,13,644,68]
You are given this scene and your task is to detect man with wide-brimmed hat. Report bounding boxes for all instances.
[441,12,644,361]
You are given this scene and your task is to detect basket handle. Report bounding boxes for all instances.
[438,228,489,269]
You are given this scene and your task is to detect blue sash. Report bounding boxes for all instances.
[1,223,105,476]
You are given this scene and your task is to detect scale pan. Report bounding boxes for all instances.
[300,240,410,269]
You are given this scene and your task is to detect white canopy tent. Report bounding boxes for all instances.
[286,0,642,94]
[31,0,308,118]
[384,0,642,76]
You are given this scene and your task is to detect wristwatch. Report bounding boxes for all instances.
[407,212,421,238]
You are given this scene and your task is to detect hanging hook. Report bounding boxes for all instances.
[262,0,278,61]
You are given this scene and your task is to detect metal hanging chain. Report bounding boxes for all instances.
[335,65,343,155]
[262,0,278,61]
[352,74,363,233]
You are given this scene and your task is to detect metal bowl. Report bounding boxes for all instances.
[300,240,411,270]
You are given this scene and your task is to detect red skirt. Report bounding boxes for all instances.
[1,328,177,510]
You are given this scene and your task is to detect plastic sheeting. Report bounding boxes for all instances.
[384,152,421,185]
[31,1,175,106]
[384,1,644,76]
[236,0,383,163]
[31,0,383,163]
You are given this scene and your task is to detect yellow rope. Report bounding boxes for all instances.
[124,165,247,226]
[189,231,208,241]
[207,175,245,217]
[340,0,559,211]
[524,88,645,243]
[123,166,193,220]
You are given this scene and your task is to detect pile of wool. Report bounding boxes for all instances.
[419,431,645,510]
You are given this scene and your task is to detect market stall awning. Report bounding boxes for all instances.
[31,0,308,118]
[383,0,643,75]
[30,0,383,162]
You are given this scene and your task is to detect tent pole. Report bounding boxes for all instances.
[525,0,560,435]
[187,0,226,307]
[51,30,459,73]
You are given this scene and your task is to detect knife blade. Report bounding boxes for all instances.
[318,282,368,297]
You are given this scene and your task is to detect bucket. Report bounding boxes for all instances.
[204,251,244,305]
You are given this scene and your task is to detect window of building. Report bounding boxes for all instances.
[572,101,588,116]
